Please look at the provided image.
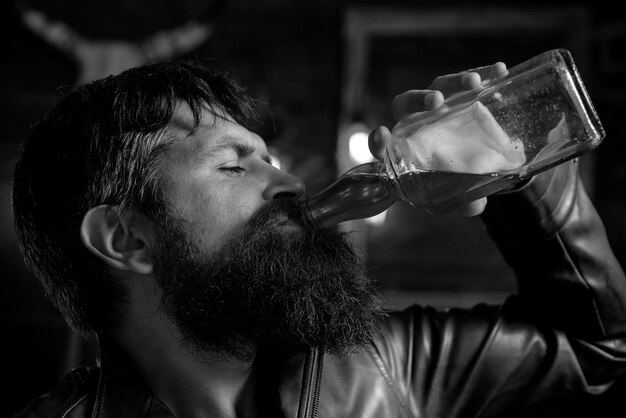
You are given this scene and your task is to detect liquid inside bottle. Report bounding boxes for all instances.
[395,169,522,215]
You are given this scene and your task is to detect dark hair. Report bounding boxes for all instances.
[12,59,258,335]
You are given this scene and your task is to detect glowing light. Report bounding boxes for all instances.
[348,130,375,165]
[268,149,282,170]
[364,210,387,226]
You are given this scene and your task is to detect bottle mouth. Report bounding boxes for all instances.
[298,198,323,229]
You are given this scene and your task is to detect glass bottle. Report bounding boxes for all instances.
[303,49,605,229]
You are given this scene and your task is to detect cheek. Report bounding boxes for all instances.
[187,188,262,252]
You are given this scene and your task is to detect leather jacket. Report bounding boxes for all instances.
[14,160,626,418]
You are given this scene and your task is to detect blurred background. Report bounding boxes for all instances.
[1,0,625,416]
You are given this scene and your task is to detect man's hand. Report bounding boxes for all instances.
[368,62,508,217]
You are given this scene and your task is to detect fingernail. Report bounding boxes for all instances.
[369,128,380,143]
[461,73,480,86]
[461,72,476,85]
[424,92,436,107]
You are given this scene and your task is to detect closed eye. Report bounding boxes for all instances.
[220,166,245,174]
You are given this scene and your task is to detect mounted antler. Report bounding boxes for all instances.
[20,7,213,86]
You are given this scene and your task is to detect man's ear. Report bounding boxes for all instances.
[80,205,154,274]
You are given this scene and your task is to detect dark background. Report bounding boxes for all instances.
[2,0,625,416]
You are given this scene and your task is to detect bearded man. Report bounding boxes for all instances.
[12,60,626,417]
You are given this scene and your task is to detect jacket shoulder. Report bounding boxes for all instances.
[12,367,100,418]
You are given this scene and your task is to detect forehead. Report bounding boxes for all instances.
[166,104,268,158]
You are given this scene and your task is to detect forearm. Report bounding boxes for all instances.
[376,168,626,416]
[481,159,626,338]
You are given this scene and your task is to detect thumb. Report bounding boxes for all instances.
[368,126,392,161]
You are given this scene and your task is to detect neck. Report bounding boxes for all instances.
[115,278,259,418]
[145,346,258,418]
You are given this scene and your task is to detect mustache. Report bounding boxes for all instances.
[244,198,308,232]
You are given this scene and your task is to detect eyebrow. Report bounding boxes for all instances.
[196,138,273,165]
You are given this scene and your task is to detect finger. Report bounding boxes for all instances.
[466,62,508,81]
[368,126,392,160]
[429,72,481,96]
[453,198,488,217]
[428,62,509,95]
[392,90,443,119]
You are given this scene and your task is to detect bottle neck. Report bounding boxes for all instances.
[302,161,399,229]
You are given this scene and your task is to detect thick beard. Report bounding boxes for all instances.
[153,199,385,362]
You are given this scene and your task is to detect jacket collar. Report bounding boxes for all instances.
[89,335,321,418]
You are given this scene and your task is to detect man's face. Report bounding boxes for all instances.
[151,106,384,360]
[159,106,305,256]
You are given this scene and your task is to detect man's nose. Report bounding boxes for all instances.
[263,167,305,201]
